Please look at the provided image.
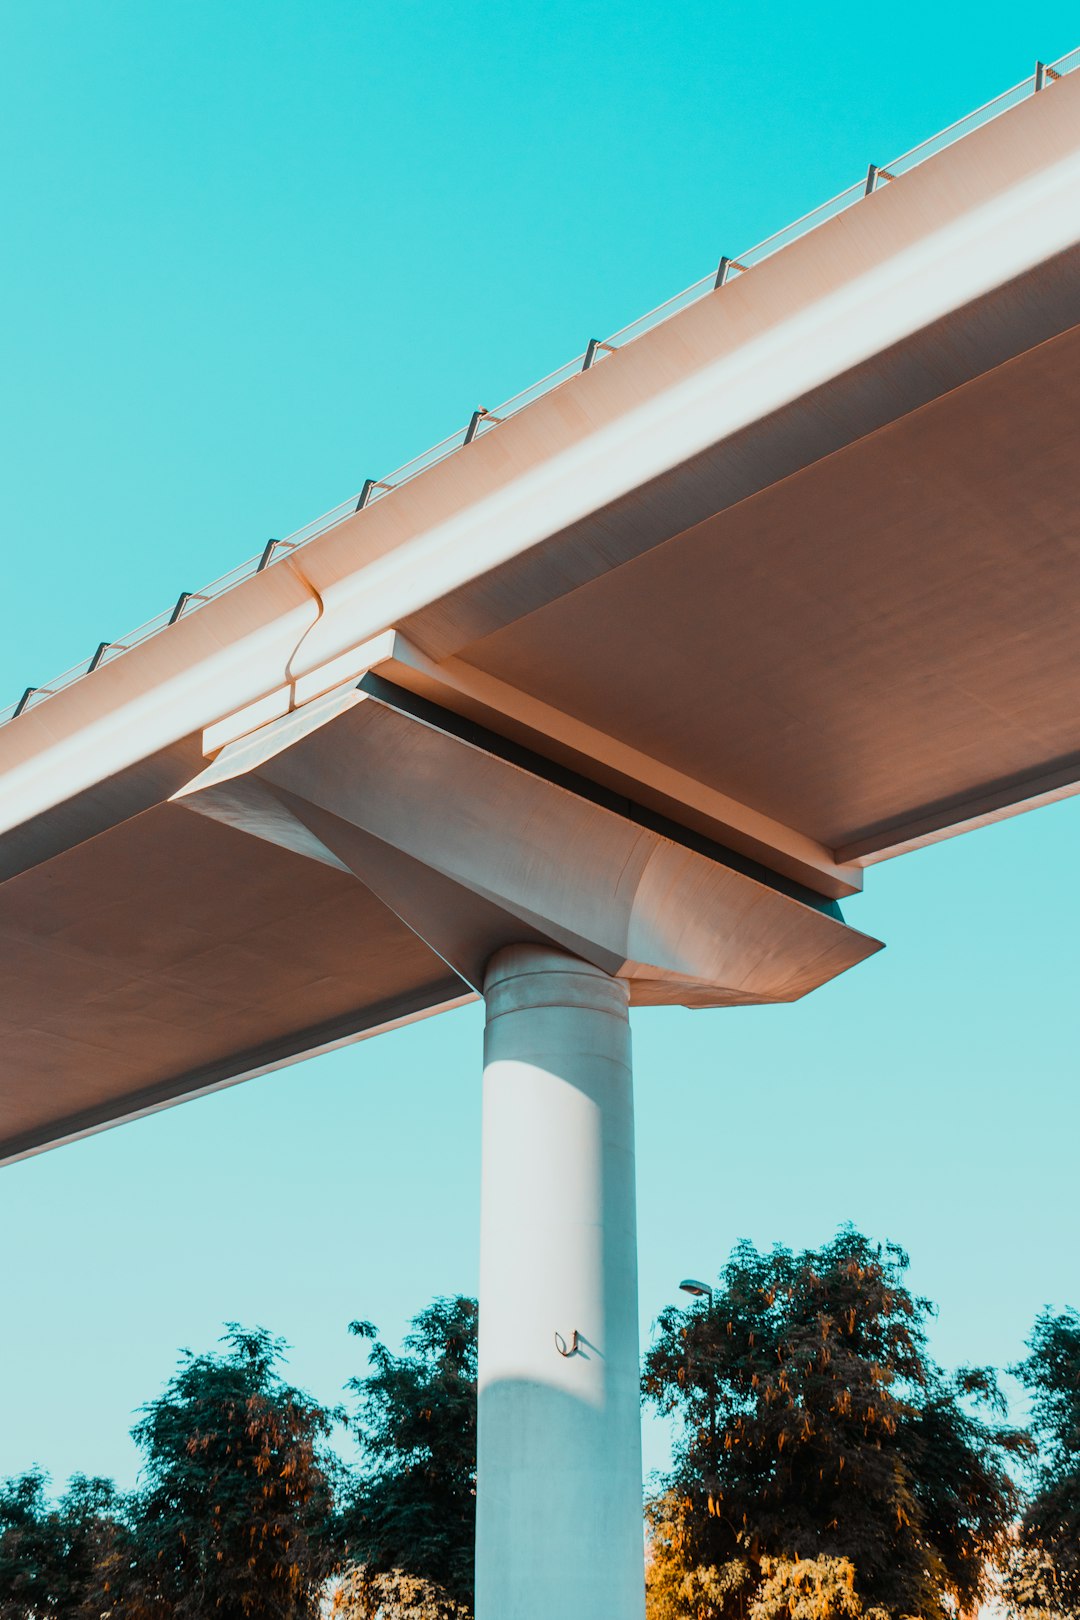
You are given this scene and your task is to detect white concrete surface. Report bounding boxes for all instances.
[475,945,645,1620]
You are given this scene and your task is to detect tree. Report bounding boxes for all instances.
[0,1468,130,1619]
[1007,1307,1080,1617]
[642,1227,1025,1620]
[329,1564,471,1619]
[125,1323,341,1618]
[339,1296,477,1617]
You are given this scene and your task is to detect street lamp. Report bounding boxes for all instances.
[678,1278,718,1507]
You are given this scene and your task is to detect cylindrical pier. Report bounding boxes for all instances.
[475,944,644,1620]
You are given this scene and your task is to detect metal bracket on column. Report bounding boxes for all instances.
[554,1330,580,1357]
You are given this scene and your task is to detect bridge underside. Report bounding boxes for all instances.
[0,796,469,1161]
[3,68,1080,1164]
[0,673,880,1163]
[440,306,1080,864]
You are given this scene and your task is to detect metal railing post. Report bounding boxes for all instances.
[464,407,503,443]
[581,339,616,370]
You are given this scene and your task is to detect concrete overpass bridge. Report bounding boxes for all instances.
[3,51,1080,1618]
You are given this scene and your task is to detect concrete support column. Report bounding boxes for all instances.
[475,944,644,1620]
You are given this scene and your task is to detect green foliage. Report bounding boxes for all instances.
[1005,1539,1073,1620]
[646,1497,751,1620]
[330,1563,472,1618]
[1007,1307,1080,1617]
[750,1556,866,1620]
[342,1297,477,1616]
[642,1227,1025,1620]
[645,1506,880,1620]
[0,1469,129,1619]
[125,1323,341,1618]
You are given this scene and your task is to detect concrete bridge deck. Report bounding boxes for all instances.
[3,61,1080,1168]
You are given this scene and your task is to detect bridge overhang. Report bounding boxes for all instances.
[3,67,1080,1163]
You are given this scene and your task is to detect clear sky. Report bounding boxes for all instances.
[1,0,1077,1494]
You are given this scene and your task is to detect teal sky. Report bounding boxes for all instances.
[1,1,1077,1492]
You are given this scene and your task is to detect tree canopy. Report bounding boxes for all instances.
[642,1226,1026,1620]
[1007,1306,1080,1617]
[339,1296,478,1617]
[5,1263,1072,1620]
[329,1563,472,1619]
[124,1323,341,1618]
[0,1469,128,1619]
